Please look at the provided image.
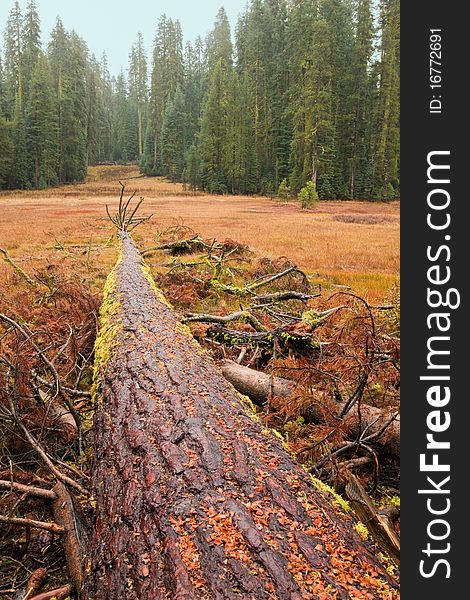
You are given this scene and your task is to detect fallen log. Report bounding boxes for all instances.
[221,360,400,459]
[221,360,297,405]
[86,231,398,599]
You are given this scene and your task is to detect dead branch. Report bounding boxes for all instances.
[105,183,152,232]
[0,515,64,535]
[52,482,87,594]
[0,480,57,501]
[0,313,82,433]
[32,371,91,398]
[5,394,88,496]
[221,360,297,404]
[252,290,319,304]
[27,585,73,600]
[22,568,48,600]
[37,389,78,444]
[345,472,400,564]
[184,310,267,332]
[209,265,311,300]
[0,247,38,287]
[246,266,309,292]
[144,235,210,256]
[206,325,322,352]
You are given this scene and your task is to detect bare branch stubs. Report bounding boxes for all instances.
[105,182,152,232]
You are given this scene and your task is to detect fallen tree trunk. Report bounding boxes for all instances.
[86,232,398,599]
[222,360,400,459]
[221,360,297,405]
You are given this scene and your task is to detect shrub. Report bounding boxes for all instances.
[277,178,290,201]
[298,181,318,209]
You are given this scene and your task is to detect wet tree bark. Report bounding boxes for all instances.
[85,232,398,599]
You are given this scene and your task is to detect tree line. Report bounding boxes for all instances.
[0,0,399,200]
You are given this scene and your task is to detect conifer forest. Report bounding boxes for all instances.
[1,0,399,199]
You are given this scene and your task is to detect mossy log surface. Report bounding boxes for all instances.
[86,232,397,599]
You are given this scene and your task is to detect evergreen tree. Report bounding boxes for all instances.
[3,0,23,114]
[206,7,233,69]
[223,70,257,194]
[97,51,114,162]
[288,0,337,197]
[86,56,102,165]
[0,54,7,116]
[22,0,41,95]
[349,0,375,198]
[111,71,136,162]
[198,58,232,193]
[184,141,203,191]
[371,0,400,199]
[0,115,13,188]
[128,33,148,159]
[160,85,187,180]
[25,53,58,187]
[0,49,13,189]
[4,1,29,187]
[141,15,183,174]
[182,39,207,146]
[236,0,290,193]
[48,21,88,182]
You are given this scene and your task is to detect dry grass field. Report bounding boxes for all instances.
[0,165,399,300]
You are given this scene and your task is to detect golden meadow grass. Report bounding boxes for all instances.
[0,165,399,301]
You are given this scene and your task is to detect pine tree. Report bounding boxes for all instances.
[86,56,102,165]
[25,53,58,187]
[128,33,148,159]
[0,54,7,117]
[288,0,336,197]
[3,0,23,113]
[48,21,88,183]
[22,0,41,95]
[0,114,13,188]
[206,7,233,69]
[160,85,187,180]
[0,56,13,189]
[199,58,232,193]
[4,1,29,187]
[141,15,183,175]
[182,39,207,146]
[371,0,400,199]
[183,141,203,191]
[111,71,136,162]
[223,70,257,194]
[235,0,290,193]
[98,52,113,162]
[349,0,375,198]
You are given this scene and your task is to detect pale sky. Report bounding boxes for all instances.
[0,0,246,75]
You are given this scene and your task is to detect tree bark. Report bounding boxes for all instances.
[221,360,297,405]
[85,232,398,599]
[222,360,400,459]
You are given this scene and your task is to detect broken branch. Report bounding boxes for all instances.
[0,514,64,535]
